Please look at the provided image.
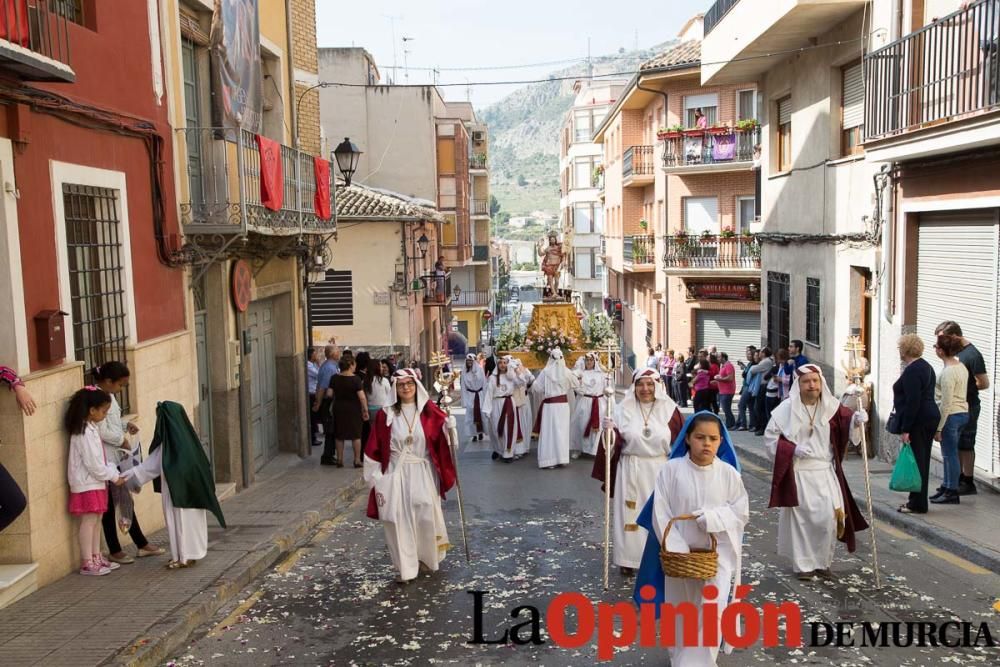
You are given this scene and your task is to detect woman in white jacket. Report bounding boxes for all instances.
[65,387,126,576]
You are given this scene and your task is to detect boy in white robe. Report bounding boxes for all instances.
[124,401,226,569]
[635,412,748,667]
[483,355,528,461]
[572,353,612,457]
[510,359,534,459]
[460,354,487,441]
[531,348,580,469]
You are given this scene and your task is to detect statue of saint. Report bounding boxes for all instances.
[537,232,565,300]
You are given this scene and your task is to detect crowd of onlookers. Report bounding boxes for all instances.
[645,340,810,435]
[307,343,423,467]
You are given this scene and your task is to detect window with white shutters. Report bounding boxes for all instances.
[841,61,864,156]
[684,197,720,236]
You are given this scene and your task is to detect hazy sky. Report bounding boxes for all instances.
[316,0,713,110]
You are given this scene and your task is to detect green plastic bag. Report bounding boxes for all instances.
[889,443,922,492]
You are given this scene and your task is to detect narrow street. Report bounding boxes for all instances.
[171,417,1000,666]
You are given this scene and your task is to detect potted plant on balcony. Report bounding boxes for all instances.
[671,231,691,266]
[700,229,715,244]
[657,124,684,140]
[591,164,604,188]
[639,219,648,231]
[736,118,759,133]
[720,225,736,239]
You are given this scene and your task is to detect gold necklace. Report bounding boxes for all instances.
[639,400,655,438]
[400,403,418,445]
[804,401,820,435]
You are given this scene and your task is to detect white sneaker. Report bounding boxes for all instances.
[80,560,111,576]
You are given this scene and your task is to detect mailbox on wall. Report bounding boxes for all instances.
[34,310,68,362]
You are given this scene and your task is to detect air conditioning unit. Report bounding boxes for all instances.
[472,131,485,142]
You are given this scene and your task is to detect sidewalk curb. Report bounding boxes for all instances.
[111,475,367,667]
[733,442,1000,575]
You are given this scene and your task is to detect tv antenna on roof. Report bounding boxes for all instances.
[402,36,415,82]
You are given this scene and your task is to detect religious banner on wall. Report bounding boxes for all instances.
[210,0,262,132]
[684,280,760,301]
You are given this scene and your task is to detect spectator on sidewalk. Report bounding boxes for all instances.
[708,352,721,414]
[789,340,808,372]
[328,354,368,468]
[931,334,970,505]
[313,345,342,465]
[660,349,676,402]
[764,349,788,426]
[93,362,166,565]
[734,346,757,431]
[935,321,990,496]
[893,335,940,514]
[645,347,658,370]
[751,348,774,436]
[692,360,714,413]
[716,352,737,428]
[0,366,35,534]
[672,352,689,408]
[307,347,323,447]
[366,359,392,432]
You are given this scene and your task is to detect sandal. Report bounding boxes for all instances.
[898,504,925,514]
[166,560,187,569]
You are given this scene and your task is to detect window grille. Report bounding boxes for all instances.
[63,183,130,411]
[806,277,821,346]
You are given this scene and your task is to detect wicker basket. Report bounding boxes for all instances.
[659,514,718,580]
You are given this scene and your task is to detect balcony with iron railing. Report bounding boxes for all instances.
[178,127,335,235]
[865,0,1000,143]
[622,145,655,186]
[472,198,490,216]
[704,0,740,35]
[661,233,760,273]
[623,234,655,271]
[660,125,760,173]
[470,153,488,170]
[0,0,75,82]
[422,271,452,306]
[452,289,491,307]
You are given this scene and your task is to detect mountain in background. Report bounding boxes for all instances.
[479,41,674,221]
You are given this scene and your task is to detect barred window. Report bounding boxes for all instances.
[63,184,130,411]
[54,0,85,25]
[806,277,821,347]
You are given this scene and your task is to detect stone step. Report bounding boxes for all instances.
[0,563,38,610]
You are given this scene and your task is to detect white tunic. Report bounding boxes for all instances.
[532,366,580,468]
[613,400,674,568]
[364,406,450,581]
[513,368,534,452]
[652,457,749,667]
[764,408,845,572]
[126,447,209,563]
[484,371,528,458]
[460,366,487,435]
[572,369,610,456]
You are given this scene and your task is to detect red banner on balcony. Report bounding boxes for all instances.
[0,0,30,47]
[254,134,283,211]
[313,157,331,221]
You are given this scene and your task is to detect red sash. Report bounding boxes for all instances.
[470,388,483,432]
[497,395,522,451]
[532,394,569,438]
[583,395,601,437]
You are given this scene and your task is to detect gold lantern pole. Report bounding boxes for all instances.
[432,352,471,563]
[841,335,882,589]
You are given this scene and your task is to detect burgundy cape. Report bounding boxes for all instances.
[591,407,684,498]
[768,404,869,552]
[364,402,457,520]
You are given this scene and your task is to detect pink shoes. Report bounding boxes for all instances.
[79,558,111,576]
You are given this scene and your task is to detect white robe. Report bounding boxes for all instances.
[460,365,487,436]
[572,369,610,456]
[483,371,528,459]
[764,413,845,572]
[613,400,674,568]
[532,365,580,468]
[513,368,534,451]
[653,456,749,667]
[126,448,209,563]
[363,408,450,581]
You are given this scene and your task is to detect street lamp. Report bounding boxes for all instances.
[453,284,462,299]
[416,232,430,258]
[332,137,362,187]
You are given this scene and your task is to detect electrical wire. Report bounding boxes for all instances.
[312,37,865,89]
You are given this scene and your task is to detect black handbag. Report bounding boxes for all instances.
[886,409,902,435]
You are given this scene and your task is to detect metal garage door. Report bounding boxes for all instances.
[917,212,999,475]
[696,309,762,360]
